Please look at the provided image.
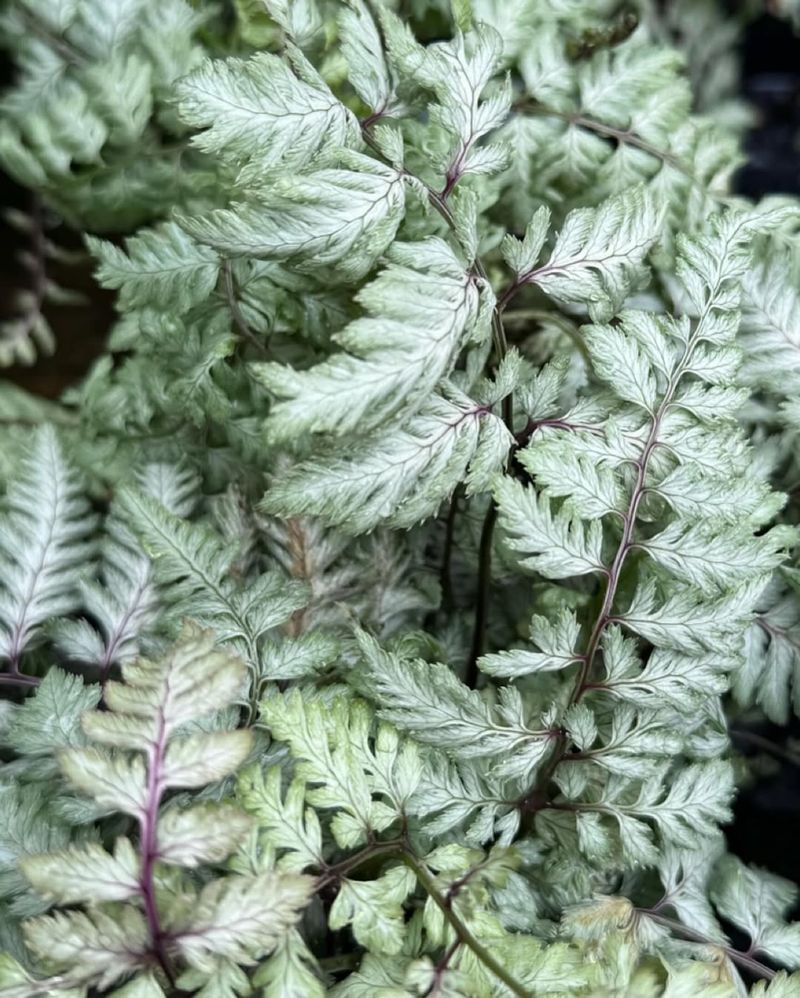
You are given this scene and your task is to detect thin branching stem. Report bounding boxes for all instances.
[0,671,40,687]
[311,834,532,996]
[514,101,730,200]
[140,704,175,984]
[222,259,268,356]
[439,486,462,613]
[465,500,497,687]
[400,850,533,998]
[519,220,750,818]
[642,910,776,980]
[422,938,462,997]
[731,727,800,767]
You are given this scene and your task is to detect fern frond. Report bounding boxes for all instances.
[182,152,406,282]
[175,50,359,171]
[256,239,488,441]
[501,186,663,320]
[262,389,511,533]
[87,221,221,315]
[117,487,309,690]
[39,486,159,685]
[0,426,96,671]
[16,629,312,993]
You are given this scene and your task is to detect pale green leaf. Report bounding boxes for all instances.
[23,905,149,989]
[157,803,254,867]
[254,930,324,998]
[169,872,314,974]
[87,223,220,314]
[515,187,662,321]
[20,838,140,905]
[58,748,147,817]
[329,866,416,956]
[160,730,253,789]
[494,474,605,579]
[260,692,376,848]
[237,767,324,873]
[479,608,581,678]
[175,52,358,169]
[0,426,96,665]
[5,669,100,764]
[261,391,491,534]
[183,155,405,282]
[257,240,484,441]
[338,0,395,115]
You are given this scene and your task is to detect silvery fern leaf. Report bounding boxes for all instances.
[598,626,728,710]
[655,842,727,942]
[56,628,252,809]
[175,51,358,171]
[254,930,325,998]
[511,28,712,215]
[641,520,794,597]
[182,153,406,282]
[262,390,512,533]
[259,690,420,849]
[356,632,554,780]
[328,866,416,956]
[167,872,314,977]
[117,488,308,685]
[0,783,73,918]
[136,462,201,517]
[381,16,511,188]
[0,426,97,670]
[87,222,221,315]
[751,974,800,998]
[501,186,663,320]
[238,767,325,873]
[579,760,734,864]
[494,474,605,579]
[67,0,144,59]
[624,576,764,655]
[338,0,398,117]
[256,239,490,441]
[741,257,800,398]
[518,439,625,520]
[417,754,519,845]
[710,855,800,969]
[478,608,582,678]
[4,668,100,777]
[262,0,323,50]
[734,575,800,725]
[3,5,800,993]
[22,905,151,991]
[49,515,157,681]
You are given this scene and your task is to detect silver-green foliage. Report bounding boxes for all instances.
[2,1,800,996]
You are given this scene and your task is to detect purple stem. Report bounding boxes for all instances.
[98,577,151,686]
[423,939,461,997]
[0,671,40,687]
[643,910,776,981]
[519,292,720,815]
[139,702,174,983]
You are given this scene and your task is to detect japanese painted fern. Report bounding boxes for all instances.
[1,1,800,997]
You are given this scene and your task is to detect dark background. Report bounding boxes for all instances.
[2,9,800,887]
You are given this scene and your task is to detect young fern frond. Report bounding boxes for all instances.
[13,628,312,994]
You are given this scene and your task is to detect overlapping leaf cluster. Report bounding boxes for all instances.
[2,1,800,996]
